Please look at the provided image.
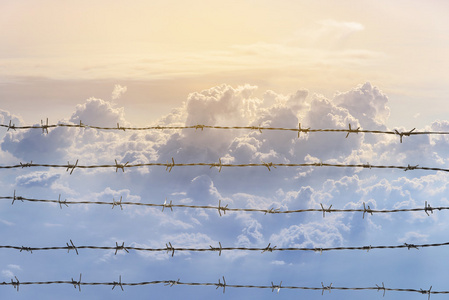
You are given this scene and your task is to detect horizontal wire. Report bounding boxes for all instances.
[1,240,447,255]
[0,276,442,297]
[0,194,442,218]
[1,120,446,142]
[0,160,443,173]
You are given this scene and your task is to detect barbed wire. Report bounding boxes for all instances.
[0,159,443,174]
[0,275,442,298]
[1,240,447,256]
[1,193,441,218]
[2,119,448,142]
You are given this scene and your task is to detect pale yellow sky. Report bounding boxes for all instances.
[1,0,449,126]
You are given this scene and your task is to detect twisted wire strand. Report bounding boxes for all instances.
[0,195,443,218]
[1,121,447,136]
[2,121,449,143]
[0,277,443,297]
[1,241,448,254]
[0,161,444,173]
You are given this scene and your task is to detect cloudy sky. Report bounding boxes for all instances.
[1,1,449,299]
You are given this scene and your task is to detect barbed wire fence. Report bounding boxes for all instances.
[2,119,448,297]
[2,119,449,142]
[0,193,440,218]
[0,275,440,298]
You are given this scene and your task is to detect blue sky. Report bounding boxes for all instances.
[2,1,449,299]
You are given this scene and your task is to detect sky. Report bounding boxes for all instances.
[1,1,449,299]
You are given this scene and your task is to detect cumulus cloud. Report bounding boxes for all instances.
[269,222,346,248]
[70,97,127,126]
[111,84,127,100]
[333,82,390,128]
[2,82,448,288]
[15,171,61,188]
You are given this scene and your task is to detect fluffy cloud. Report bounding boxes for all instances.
[111,84,127,100]
[70,97,127,126]
[2,82,448,299]
[15,171,60,188]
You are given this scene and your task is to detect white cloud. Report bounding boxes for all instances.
[1,269,14,279]
[269,222,346,248]
[398,231,428,243]
[2,82,449,298]
[111,84,127,100]
[15,171,60,188]
[1,264,21,279]
[70,97,128,127]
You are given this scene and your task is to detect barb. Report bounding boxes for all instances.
[20,161,33,168]
[261,243,277,253]
[11,276,19,292]
[404,243,419,250]
[271,281,282,294]
[20,246,32,254]
[320,203,332,218]
[114,242,129,255]
[66,240,78,255]
[165,242,175,257]
[262,161,276,171]
[162,198,173,212]
[1,277,449,297]
[194,124,204,131]
[7,120,16,131]
[251,124,263,133]
[117,123,125,132]
[264,207,280,214]
[2,241,449,254]
[217,200,228,216]
[2,194,449,217]
[421,286,432,300]
[362,202,373,219]
[321,282,332,295]
[165,279,180,287]
[404,164,419,171]
[165,157,175,172]
[58,194,68,209]
[11,190,23,205]
[210,242,223,256]
[345,123,360,138]
[115,159,129,172]
[3,121,449,141]
[112,196,123,210]
[425,201,433,216]
[41,118,49,134]
[376,282,386,297]
[210,158,223,172]
[297,122,310,138]
[216,276,227,294]
[66,159,78,175]
[2,160,448,174]
[395,128,416,143]
[112,275,124,291]
[71,274,82,292]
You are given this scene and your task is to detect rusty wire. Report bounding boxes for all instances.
[2,120,448,143]
[0,193,442,219]
[0,240,447,255]
[0,275,441,298]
